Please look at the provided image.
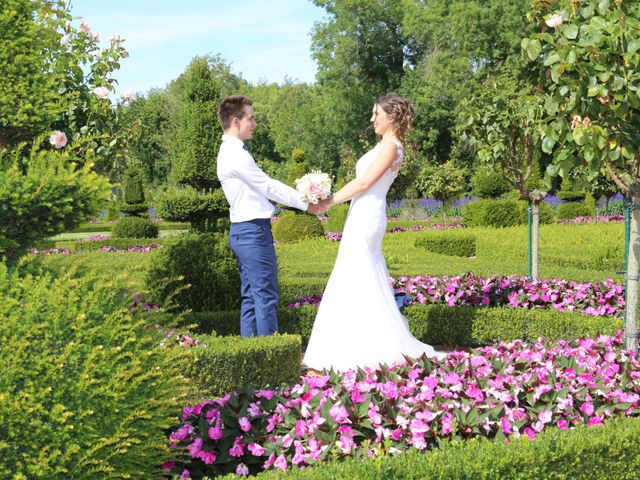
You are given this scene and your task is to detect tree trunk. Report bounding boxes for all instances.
[442,202,448,229]
[531,201,540,281]
[625,193,640,352]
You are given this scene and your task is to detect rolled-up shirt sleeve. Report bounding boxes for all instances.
[231,155,308,211]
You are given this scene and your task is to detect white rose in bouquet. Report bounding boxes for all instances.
[295,171,332,204]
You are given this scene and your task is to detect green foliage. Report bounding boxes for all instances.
[457,58,547,202]
[0,0,133,173]
[120,164,147,216]
[325,203,350,232]
[310,0,406,168]
[272,211,325,244]
[146,232,240,312]
[415,233,477,257]
[112,216,159,239]
[0,148,110,263]
[0,0,64,147]
[463,199,554,228]
[286,154,309,188]
[189,303,620,348]
[472,168,511,199]
[250,416,640,479]
[557,190,587,202]
[556,201,592,220]
[155,186,229,232]
[123,89,175,185]
[463,199,523,228]
[528,0,639,195]
[183,333,301,398]
[0,265,190,478]
[415,161,467,202]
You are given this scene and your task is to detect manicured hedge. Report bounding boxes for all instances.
[183,333,302,398]
[187,304,621,347]
[415,233,477,257]
[71,221,188,233]
[240,416,640,479]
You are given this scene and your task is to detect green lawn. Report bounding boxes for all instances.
[38,222,626,295]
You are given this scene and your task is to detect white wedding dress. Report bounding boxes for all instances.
[303,140,445,372]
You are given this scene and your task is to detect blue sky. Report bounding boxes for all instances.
[69,0,327,97]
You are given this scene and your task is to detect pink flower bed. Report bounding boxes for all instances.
[559,215,624,225]
[30,244,161,254]
[324,223,463,242]
[287,273,624,317]
[166,333,640,477]
[77,234,111,242]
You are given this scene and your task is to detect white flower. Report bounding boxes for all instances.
[49,131,68,149]
[80,21,91,33]
[93,86,109,99]
[91,31,100,42]
[109,34,119,43]
[545,14,563,28]
[295,171,332,204]
[122,89,136,101]
[60,35,69,46]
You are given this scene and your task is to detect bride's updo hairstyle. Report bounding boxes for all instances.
[375,92,415,142]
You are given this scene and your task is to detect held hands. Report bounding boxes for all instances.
[307,197,333,215]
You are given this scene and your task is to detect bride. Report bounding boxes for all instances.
[303,93,445,373]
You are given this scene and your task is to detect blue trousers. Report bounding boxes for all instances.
[228,219,279,337]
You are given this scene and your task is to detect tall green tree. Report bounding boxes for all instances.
[124,89,177,185]
[401,0,533,162]
[458,65,546,278]
[311,0,407,168]
[526,0,640,350]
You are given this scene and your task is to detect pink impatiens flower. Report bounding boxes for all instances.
[238,417,251,432]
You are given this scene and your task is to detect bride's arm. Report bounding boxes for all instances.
[321,142,399,209]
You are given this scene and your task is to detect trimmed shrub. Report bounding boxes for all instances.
[325,203,350,232]
[557,201,591,220]
[272,211,324,244]
[183,333,302,398]
[415,233,477,257]
[249,416,640,479]
[155,186,229,232]
[463,199,554,227]
[146,232,240,312]
[112,215,159,239]
[0,149,110,263]
[557,190,587,202]
[120,164,147,216]
[463,199,521,228]
[0,265,190,478]
[72,221,187,233]
[472,168,511,199]
[286,148,309,188]
[187,304,621,347]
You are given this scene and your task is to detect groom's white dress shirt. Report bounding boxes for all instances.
[217,134,308,223]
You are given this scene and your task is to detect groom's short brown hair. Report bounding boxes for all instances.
[218,96,253,130]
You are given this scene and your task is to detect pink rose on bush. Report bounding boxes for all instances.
[49,131,68,148]
[93,86,109,99]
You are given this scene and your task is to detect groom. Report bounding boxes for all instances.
[217,96,319,337]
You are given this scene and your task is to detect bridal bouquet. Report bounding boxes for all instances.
[295,171,332,204]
